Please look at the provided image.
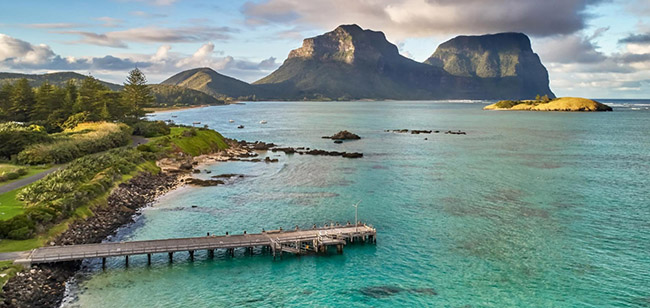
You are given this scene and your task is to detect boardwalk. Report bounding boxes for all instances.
[16,224,376,267]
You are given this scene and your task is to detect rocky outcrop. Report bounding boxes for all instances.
[185,178,224,186]
[484,97,612,111]
[323,130,361,140]
[425,32,554,99]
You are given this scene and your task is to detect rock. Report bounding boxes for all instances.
[329,130,360,140]
[411,130,432,134]
[212,174,244,178]
[342,152,363,158]
[179,163,193,170]
[334,140,343,144]
[185,178,224,186]
[264,157,279,163]
[192,169,201,173]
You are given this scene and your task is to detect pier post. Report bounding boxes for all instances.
[147,254,151,265]
[102,257,106,269]
[189,250,194,261]
[169,252,174,263]
[125,255,129,267]
[337,244,343,254]
[208,249,214,258]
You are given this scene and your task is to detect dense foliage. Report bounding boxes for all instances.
[0,69,153,131]
[16,122,132,165]
[149,84,224,107]
[132,120,170,137]
[0,122,52,159]
[0,148,153,239]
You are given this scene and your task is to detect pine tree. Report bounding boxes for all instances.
[121,68,154,119]
[62,80,78,117]
[33,81,56,121]
[9,78,35,122]
[76,76,109,120]
[0,83,14,120]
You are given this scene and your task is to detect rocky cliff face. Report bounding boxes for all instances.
[425,33,555,98]
[255,25,554,100]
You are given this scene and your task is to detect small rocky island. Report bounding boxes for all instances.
[484,97,612,111]
[323,130,361,140]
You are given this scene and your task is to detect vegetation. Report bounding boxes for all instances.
[150,126,228,156]
[0,189,25,221]
[485,97,612,111]
[0,260,23,289]
[132,120,170,138]
[0,123,52,159]
[16,122,132,165]
[149,84,224,107]
[0,148,154,239]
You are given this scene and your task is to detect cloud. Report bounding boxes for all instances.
[23,23,84,29]
[95,17,123,28]
[0,33,278,83]
[130,11,168,18]
[242,0,604,40]
[619,33,650,44]
[536,32,606,64]
[60,26,237,48]
[118,0,178,6]
[0,34,56,65]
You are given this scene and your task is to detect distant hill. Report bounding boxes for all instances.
[160,68,264,100]
[149,84,225,107]
[425,32,555,99]
[0,72,122,91]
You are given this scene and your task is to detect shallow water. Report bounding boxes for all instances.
[64,101,650,307]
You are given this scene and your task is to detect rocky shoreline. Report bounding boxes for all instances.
[0,172,181,308]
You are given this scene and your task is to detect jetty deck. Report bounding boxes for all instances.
[16,224,376,267]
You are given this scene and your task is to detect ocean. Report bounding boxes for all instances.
[62,100,650,307]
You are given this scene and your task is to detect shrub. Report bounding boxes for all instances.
[0,148,149,239]
[132,120,170,138]
[5,172,19,180]
[17,122,132,165]
[0,122,53,159]
[62,112,90,130]
[137,144,155,152]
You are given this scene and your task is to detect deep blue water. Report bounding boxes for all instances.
[63,101,649,307]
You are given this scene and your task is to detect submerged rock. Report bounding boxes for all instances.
[360,286,404,298]
[185,178,224,186]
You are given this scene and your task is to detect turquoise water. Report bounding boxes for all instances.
[64,101,649,307]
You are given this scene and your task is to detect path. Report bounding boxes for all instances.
[0,165,64,195]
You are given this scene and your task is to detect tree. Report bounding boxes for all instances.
[121,68,154,119]
[76,76,109,120]
[33,81,61,121]
[62,80,78,117]
[0,83,14,121]
[9,79,35,122]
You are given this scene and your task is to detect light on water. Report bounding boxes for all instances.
[64,101,650,307]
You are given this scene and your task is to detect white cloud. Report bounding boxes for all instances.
[242,0,604,40]
[0,34,56,65]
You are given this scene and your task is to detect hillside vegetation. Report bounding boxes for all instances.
[16,122,132,165]
[149,84,225,107]
[484,97,613,111]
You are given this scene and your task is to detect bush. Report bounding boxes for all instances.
[5,172,19,180]
[17,122,132,165]
[137,144,155,152]
[0,148,150,239]
[16,168,27,176]
[132,120,170,138]
[0,122,53,159]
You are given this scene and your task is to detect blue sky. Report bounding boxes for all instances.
[1,0,649,98]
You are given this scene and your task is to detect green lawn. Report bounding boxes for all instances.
[150,126,228,156]
[0,164,53,187]
[0,189,25,221]
[0,160,160,253]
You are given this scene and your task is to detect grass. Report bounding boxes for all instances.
[0,260,23,290]
[0,160,161,253]
[0,164,52,187]
[0,189,25,221]
[151,126,228,156]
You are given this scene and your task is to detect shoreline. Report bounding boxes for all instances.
[1,172,182,308]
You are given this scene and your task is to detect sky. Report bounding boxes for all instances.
[0,0,649,98]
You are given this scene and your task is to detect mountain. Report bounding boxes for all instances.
[0,72,122,91]
[254,24,450,100]
[160,67,262,100]
[149,84,225,107]
[254,25,554,100]
[424,32,554,99]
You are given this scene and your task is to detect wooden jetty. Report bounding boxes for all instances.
[15,224,376,267]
